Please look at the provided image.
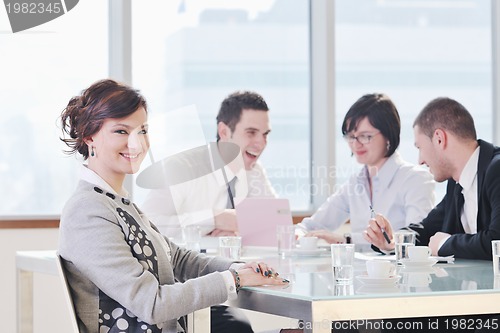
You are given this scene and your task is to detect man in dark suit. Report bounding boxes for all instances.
[361,97,500,332]
[365,97,500,260]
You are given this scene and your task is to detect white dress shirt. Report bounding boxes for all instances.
[299,152,436,245]
[437,146,480,251]
[458,146,480,234]
[80,164,129,197]
[140,144,277,236]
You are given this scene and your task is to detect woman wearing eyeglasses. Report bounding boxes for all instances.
[297,93,436,248]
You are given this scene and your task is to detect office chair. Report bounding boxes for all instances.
[56,253,211,333]
[56,253,80,333]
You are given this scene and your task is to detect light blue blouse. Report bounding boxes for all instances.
[300,152,436,245]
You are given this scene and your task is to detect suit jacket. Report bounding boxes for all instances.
[59,180,233,333]
[409,140,500,260]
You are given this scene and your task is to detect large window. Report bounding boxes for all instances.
[334,0,492,200]
[131,0,311,210]
[1,0,497,219]
[0,0,107,216]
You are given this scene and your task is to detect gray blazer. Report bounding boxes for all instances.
[59,181,233,333]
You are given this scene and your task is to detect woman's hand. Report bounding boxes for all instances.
[236,261,289,287]
[363,213,395,251]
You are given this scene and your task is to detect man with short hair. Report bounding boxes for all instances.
[141,91,277,333]
[210,91,277,236]
[365,97,500,259]
[364,97,500,332]
[141,91,276,237]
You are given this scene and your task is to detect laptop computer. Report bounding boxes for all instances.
[236,198,293,246]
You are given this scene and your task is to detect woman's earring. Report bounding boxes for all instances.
[386,142,391,151]
[90,146,95,157]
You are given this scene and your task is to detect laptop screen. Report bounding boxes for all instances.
[236,198,293,246]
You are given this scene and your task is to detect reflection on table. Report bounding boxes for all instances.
[16,247,500,333]
[230,247,500,333]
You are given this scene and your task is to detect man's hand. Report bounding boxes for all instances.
[209,229,238,237]
[214,209,238,233]
[363,213,395,251]
[304,230,345,244]
[429,232,450,256]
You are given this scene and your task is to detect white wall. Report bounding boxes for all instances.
[1,228,295,333]
[0,228,72,333]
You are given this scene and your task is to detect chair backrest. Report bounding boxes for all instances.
[56,254,80,333]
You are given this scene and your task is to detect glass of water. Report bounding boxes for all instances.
[277,225,296,256]
[219,236,242,260]
[394,230,416,264]
[492,240,500,276]
[331,244,355,284]
[183,225,201,252]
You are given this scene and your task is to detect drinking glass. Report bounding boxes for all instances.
[394,230,416,264]
[219,236,242,260]
[183,225,201,252]
[492,240,500,276]
[277,225,296,256]
[331,244,355,284]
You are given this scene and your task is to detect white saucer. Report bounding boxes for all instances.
[292,248,328,256]
[356,274,401,285]
[400,258,438,268]
[399,265,436,274]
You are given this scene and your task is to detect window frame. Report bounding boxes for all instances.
[2,0,500,227]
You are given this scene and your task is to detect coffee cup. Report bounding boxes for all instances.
[366,260,395,279]
[299,236,318,250]
[408,246,431,261]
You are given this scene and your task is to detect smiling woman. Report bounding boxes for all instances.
[84,108,149,192]
[297,93,436,247]
[57,79,289,333]
[60,79,150,194]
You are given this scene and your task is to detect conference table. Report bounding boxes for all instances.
[233,247,500,333]
[16,247,500,333]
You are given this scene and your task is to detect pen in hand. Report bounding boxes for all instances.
[370,205,391,244]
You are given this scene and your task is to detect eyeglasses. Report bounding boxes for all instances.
[343,132,380,145]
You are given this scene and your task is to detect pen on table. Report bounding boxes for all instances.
[370,205,391,244]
